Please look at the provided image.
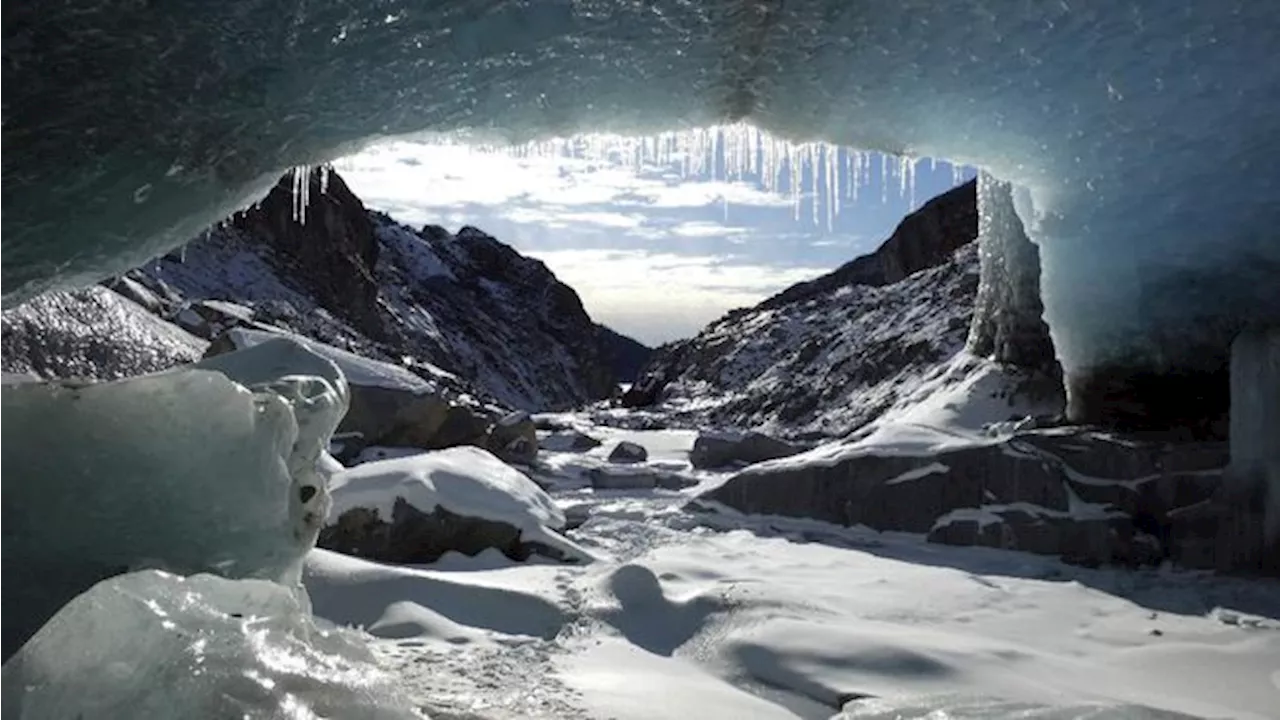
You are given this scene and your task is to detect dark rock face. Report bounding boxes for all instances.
[486,412,539,465]
[598,325,652,385]
[689,431,801,469]
[319,499,568,564]
[629,181,988,439]
[763,180,978,308]
[100,168,620,411]
[607,441,649,464]
[230,169,383,336]
[1,287,207,381]
[699,429,1232,570]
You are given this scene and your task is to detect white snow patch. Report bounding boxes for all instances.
[329,446,593,562]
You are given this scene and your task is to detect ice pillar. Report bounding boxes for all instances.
[1216,326,1280,574]
[965,172,1060,381]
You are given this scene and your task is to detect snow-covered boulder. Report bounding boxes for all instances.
[485,410,538,465]
[607,440,649,464]
[1,571,419,719]
[699,429,1227,569]
[206,327,479,453]
[689,430,801,469]
[320,447,589,564]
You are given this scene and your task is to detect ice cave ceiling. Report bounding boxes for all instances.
[3,0,1279,425]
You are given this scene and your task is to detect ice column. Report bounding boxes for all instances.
[965,172,1059,378]
[1216,326,1280,574]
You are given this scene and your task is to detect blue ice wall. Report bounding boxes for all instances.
[4,0,1279,412]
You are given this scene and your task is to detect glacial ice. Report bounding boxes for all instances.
[5,1,1279,405]
[1,570,420,719]
[1,337,347,656]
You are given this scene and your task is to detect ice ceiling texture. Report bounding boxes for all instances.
[5,0,1280,430]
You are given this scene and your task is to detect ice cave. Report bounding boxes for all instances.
[3,1,1279,718]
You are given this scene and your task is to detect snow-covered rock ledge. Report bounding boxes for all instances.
[320,446,593,564]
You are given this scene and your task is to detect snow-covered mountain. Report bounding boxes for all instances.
[626,180,1011,440]
[4,169,628,412]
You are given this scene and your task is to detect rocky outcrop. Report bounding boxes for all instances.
[689,431,801,469]
[765,179,978,308]
[319,500,570,564]
[1,287,207,381]
[598,325,652,384]
[698,428,1231,569]
[629,181,987,439]
[108,168,620,411]
[607,441,649,464]
[486,411,539,465]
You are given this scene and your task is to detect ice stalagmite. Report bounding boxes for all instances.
[965,172,1058,379]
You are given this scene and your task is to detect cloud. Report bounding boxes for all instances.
[337,139,974,344]
[525,249,830,345]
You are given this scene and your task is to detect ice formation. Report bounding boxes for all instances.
[1,337,347,656]
[2,571,420,719]
[5,0,1277,432]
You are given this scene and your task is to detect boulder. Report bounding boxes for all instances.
[431,404,490,449]
[319,499,569,563]
[689,430,801,469]
[588,466,697,491]
[487,411,538,465]
[619,375,663,408]
[539,429,604,452]
[607,440,649,464]
[699,428,1229,569]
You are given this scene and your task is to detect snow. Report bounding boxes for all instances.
[329,447,592,562]
[287,422,1280,719]
[221,326,454,391]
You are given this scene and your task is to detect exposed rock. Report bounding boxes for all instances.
[619,374,665,408]
[318,499,567,564]
[629,181,987,439]
[487,411,539,465]
[540,429,603,452]
[347,388,451,450]
[113,168,625,411]
[607,441,649,464]
[1,287,207,381]
[431,405,491,449]
[588,466,697,491]
[689,431,801,469]
[598,325,652,385]
[699,428,1229,569]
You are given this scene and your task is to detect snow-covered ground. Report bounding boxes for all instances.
[305,414,1280,720]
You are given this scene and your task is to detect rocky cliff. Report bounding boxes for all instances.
[120,167,619,409]
[629,180,987,440]
[3,168,622,411]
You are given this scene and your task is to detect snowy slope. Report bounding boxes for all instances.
[1,287,208,381]
[302,424,1280,720]
[95,169,623,411]
[635,181,982,441]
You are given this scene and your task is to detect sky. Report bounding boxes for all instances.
[337,130,975,346]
